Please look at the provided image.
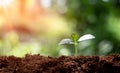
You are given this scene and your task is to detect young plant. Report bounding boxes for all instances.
[59,33,95,56]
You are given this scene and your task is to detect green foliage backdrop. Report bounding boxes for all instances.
[65,0,120,54]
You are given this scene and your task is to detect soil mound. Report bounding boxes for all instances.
[0,54,120,73]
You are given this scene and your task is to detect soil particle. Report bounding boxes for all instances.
[0,54,120,73]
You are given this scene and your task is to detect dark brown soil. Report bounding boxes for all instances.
[0,54,120,73]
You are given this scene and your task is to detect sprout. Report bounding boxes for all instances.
[59,33,95,56]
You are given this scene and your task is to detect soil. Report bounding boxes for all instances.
[0,54,120,73]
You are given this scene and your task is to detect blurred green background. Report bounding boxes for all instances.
[0,0,120,57]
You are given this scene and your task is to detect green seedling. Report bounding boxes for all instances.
[59,33,95,56]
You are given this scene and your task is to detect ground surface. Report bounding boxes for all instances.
[0,54,120,73]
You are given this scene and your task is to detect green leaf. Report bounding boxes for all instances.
[71,33,79,42]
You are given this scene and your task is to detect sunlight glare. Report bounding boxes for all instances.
[0,0,16,15]
[0,0,13,8]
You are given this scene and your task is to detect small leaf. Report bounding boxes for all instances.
[59,39,73,45]
[78,34,95,42]
[71,33,79,42]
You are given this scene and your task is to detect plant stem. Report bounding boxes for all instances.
[74,42,78,56]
